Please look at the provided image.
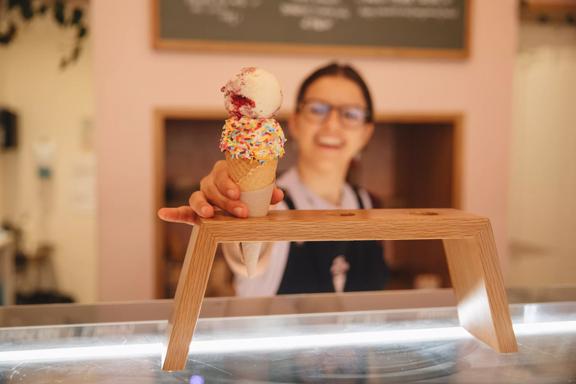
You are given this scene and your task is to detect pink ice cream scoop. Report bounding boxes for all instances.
[221,67,283,119]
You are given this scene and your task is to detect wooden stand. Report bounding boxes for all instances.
[162,208,518,371]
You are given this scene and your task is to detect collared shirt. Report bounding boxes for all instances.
[233,167,373,297]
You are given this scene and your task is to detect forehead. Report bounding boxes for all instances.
[303,76,366,106]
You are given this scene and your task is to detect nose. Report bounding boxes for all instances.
[322,108,341,133]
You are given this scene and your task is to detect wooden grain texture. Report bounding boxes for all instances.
[474,224,518,352]
[154,109,167,299]
[154,39,469,59]
[202,209,486,242]
[524,0,576,12]
[163,208,517,371]
[443,223,518,353]
[452,115,464,209]
[162,226,217,371]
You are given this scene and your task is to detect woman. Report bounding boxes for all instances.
[159,62,389,296]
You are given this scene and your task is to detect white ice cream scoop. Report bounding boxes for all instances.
[222,67,283,119]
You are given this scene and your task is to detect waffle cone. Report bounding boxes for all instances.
[225,152,278,192]
[225,153,279,277]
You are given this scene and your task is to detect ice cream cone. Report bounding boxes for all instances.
[226,153,278,275]
[220,68,285,278]
[225,153,278,191]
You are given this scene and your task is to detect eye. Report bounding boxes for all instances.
[342,107,366,122]
[307,102,330,116]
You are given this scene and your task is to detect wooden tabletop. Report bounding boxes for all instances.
[198,208,489,242]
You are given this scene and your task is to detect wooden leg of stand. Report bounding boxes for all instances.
[443,227,517,353]
[162,225,217,371]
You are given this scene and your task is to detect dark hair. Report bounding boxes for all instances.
[295,62,374,123]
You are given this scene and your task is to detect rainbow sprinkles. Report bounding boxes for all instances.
[220,116,286,161]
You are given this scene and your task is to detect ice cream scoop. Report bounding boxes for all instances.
[220,116,285,161]
[221,67,283,119]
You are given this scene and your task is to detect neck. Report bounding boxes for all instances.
[296,160,348,206]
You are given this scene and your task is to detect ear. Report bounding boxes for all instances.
[287,113,299,139]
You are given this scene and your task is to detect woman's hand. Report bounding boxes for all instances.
[157,160,284,225]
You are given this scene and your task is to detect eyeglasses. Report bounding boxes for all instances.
[299,100,369,128]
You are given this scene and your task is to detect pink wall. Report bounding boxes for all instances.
[93,1,517,301]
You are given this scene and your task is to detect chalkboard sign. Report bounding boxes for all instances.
[152,0,471,58]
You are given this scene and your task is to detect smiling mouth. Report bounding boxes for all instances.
[316,136,344,149]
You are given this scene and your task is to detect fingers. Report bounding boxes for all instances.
[271,187,284,205]
[157,191,215,225]
[188,191,215,218]
[157,206,198,225]
[197,161,247,217]
[213,161,283,207]
[200,178,247,217]
[212,162,240,200]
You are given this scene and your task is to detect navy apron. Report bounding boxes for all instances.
[277,187,388,295]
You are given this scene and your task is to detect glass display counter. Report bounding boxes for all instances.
[0,291,575,383]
